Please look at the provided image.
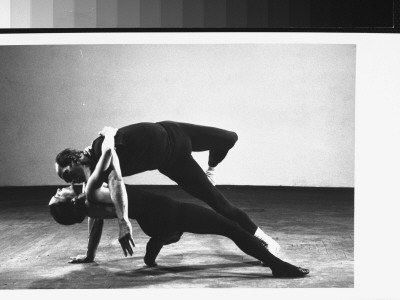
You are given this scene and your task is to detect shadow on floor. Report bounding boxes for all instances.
[29,254,273,289]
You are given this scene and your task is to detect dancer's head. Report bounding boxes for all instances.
[49,186,87,225]
[55,148,90,184]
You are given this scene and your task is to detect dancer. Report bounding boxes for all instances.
[49,145,309,278]
[55,122,280,256]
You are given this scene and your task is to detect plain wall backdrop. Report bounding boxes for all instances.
[0,44,355,187]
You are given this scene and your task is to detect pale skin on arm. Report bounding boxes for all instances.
[86,217,103,260]
[85,133,135,257]
[70,126,135,262]
[69,184,118,264]
[69,217,104,263]
[71,145,134,263]
[69,127,131,263]
[69,181,98,263]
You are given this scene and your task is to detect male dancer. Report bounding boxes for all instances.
[50,141,308,278]
[55,121,280,257]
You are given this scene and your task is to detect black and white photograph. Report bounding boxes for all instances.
[0,32,399,298]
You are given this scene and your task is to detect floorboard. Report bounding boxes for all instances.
[0,186,353,288]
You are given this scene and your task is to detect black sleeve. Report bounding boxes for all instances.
[89,136,112,182]
[90,136,105,165]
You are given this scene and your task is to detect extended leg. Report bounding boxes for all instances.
[160,156,280,255]
[178,203,308,278]
[160,156,257,234]
[160,123,280,254]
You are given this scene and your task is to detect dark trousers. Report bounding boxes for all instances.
[145,202,280,268]
[158,122,257,234]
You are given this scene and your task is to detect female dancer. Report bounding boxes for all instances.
[55,122,280,256]
[50,142,309,278]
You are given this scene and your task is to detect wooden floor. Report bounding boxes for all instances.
[0,186,353,289]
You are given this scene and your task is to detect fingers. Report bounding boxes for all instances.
[124,237,133,256]
[99,127,109,135]
[98,127,106,136]
[126,245,133,256]
[98,126,117,136]
[83,146,92,156]
[68,255,93,264]
[129,236,136,248]
[118,237,128,257]
[119,234,134,257]
[68,257,81,264]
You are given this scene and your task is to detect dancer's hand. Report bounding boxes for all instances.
[99,126,118,137]
[68,254,94,264]
[83,145,92,156]
[118,219,135,257]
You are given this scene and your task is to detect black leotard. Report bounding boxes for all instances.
[90,122,170,176]
[125,185,183,238]
[90,121,257,234]
[90,184,307,277]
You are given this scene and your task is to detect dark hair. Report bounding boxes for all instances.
[56,148,84,168]
[49,194,87,225]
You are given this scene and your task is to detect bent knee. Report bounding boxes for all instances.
[228,131,238,148]
[162,232,182,245]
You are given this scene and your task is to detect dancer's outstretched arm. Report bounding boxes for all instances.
[69,217,104,263]
[70,181,104,263]
[85,131,135,257]
[69,189,120,264]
